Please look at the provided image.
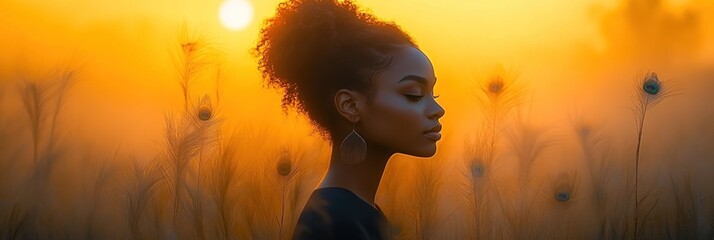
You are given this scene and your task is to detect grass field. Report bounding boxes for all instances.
[1,0,713,239]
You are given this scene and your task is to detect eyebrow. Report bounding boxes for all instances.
[398,75,436,86]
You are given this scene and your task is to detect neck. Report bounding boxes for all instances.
[318,143,393,209]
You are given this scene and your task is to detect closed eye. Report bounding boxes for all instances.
[405,94,440,102]
[404,94,423,101]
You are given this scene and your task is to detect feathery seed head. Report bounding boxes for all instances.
[197,94,213,121]
[198,107,212,121]
[632,71,677,120]
[470,159,484,178]
[643,72,660,95]
[487,75,505,94]
[555,191,570,202]
[198,106,212,121]
[277,153,292,177]
[578,125,591,138]
[549,171,578,204]
[182,42,197,54]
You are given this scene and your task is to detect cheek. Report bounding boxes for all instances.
[363,94,423,146]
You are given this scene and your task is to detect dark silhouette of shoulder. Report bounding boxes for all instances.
[292,187,389,240]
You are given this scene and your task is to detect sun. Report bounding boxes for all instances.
[219,0,254,31]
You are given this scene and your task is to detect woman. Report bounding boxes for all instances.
[255,0,445,239]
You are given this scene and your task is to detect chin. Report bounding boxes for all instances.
[406,145,437,158]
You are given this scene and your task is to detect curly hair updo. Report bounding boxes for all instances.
[255,0,417,142]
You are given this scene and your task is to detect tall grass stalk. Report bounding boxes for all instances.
[215,64,224,106]
[125,156,165,240]
[13,68,75,238]
[184,178,206,239]
[174,23,215,112]
[542,171,580,239]
[167,24,220,230]
[410,157,444,239]
[187,94,221,239]
[17,69,75,182]
[474,66,524,170]
[80,149,116,239]
[161,97,216,230]
[210,128,241,240]
[570,117,622,238]
[196,68,241,239]
[19,79,47,166]
[504,106,553,239]
[460,130,504,239]
[629,72,675,239]
[271,146,309,240]
[664,173,704,239]
[463,65,524,239]
[187,143,208,239]
[2,202,31,239]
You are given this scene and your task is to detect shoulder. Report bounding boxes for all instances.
[291,188,386,240]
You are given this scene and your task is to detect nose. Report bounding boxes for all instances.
[427,100,445,120]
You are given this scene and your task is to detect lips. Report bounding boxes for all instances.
[424,132,442,141]
[423,124,442,141]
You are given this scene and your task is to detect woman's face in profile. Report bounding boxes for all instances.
[358,46,445,157]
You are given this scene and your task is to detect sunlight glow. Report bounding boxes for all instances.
[219,0,253,31]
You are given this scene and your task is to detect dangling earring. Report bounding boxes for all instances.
[340,121,367,164]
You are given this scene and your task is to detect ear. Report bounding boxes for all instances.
[334,89,362,123]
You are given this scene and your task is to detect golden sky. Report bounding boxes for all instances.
[1,0,712,160]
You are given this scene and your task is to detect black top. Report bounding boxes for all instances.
[291,187,390,240]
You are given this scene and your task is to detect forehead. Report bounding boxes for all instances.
[374,46,436,86]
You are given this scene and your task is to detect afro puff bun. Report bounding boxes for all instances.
[255,0,417,141]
